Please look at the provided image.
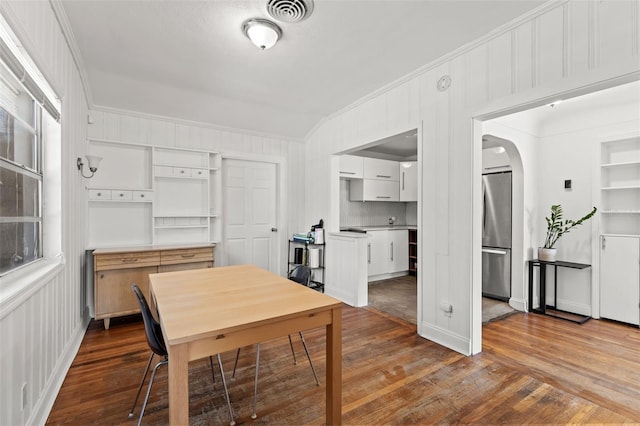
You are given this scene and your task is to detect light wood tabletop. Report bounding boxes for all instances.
[150,264,343,425]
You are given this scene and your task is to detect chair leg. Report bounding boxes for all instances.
[298,332,320,386]
[128,351,155,419]
[288,334,298,365]
[251,343,261,420]
[137,357,168,426]
[231,348,241,379]
[216,353,236,426]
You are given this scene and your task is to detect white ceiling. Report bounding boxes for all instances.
[60,0,547,139]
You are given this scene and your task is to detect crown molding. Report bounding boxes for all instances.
[50,0,93,108]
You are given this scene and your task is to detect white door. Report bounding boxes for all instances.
[223,159,278,272]
[600,235,640,325]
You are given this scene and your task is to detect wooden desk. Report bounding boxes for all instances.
[149,264,343,425]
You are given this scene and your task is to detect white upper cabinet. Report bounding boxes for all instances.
[339,155,364,178]
[399,161,417,202]
[350,179,399,202]
[363,158,400,181]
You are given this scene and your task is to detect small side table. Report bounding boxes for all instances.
[528,259,592,324]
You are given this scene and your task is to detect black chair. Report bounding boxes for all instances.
[128,284,235,426]
[232,266,320,419]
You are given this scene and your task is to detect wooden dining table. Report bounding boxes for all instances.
[149,264,343,425]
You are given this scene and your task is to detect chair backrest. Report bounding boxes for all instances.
[288,265,311,286]
[131,284,167,357]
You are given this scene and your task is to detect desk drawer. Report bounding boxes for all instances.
[95,251,160,270]
[160,247,213,265]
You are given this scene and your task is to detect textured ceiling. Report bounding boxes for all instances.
[60,0,547,139]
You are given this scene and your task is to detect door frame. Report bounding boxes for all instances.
[221,152,287,276]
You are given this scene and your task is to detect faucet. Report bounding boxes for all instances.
[388,216,396,225]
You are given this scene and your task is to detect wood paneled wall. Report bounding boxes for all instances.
[0,1,89,425]
[305,0,640,355]
[86,107,307,266]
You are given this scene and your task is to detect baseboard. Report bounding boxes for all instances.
[324,287,366,307]
[28,310,90,425]
[368,271,408,282]
[418,322,471,356]
[508,297,526,312]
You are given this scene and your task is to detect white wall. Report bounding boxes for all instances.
[0,1,89,425]
[305,0,640,355]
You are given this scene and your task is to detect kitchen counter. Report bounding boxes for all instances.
[340,225,417,232]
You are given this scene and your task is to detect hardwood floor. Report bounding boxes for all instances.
[47,307,640,425]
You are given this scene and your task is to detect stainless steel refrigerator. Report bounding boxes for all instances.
[482,171,512,300]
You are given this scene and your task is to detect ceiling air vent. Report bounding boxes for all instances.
[266,0,314,23]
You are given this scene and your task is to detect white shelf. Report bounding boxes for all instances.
[600,210,640,214]
[154,214,209,218]
[601,160,640,168]
[601,185,640,190]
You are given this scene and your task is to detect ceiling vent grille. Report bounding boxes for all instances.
[266,0,314,23]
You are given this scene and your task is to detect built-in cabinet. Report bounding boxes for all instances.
[86,139,221,248]
[367,229,409,280]
[599,235,639,326]
[599,136,640,326]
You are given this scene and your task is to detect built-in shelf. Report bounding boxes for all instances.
[87,140,221,247]
[599,136,640,236]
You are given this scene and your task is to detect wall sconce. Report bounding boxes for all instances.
[77,155,102,178]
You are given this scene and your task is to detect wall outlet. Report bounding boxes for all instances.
[21,382,27,411]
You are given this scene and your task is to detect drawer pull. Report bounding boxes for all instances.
[376,174,391,178]
[181,254,196,258]
[121,258,139,263]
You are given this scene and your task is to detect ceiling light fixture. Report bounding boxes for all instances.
[242,18,282,50]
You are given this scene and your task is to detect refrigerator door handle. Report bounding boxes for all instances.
[482,248,508,255]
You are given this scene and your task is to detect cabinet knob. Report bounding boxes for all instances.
[140,194,144,198]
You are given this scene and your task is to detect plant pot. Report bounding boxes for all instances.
[538,247,557,262]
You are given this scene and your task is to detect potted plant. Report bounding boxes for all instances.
[539,204,597,261]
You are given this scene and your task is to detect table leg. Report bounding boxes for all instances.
[168,344,189,425]
[540,264,546,314]
[528,262,533,312]
[326,307,342,425]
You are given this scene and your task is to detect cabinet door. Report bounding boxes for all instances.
[350,179,399,202]
[388,230,409,273]
[95,266,157,317]
[399,161,417,202]
[600,235,640,325]
[339,155,364,178]
[367,230,388,277]
[363,158,400,180]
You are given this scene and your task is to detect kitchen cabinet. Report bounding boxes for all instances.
[367,229,409,279]
[93,244,214,329]
[600,235,640,326]
[399,161,417,201]
[363,158,400,181]
[350,179,399,201]
[339,155,364,178]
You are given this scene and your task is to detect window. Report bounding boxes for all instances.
[0,65,42,275]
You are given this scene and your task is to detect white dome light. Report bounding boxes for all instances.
[242,19,282,50]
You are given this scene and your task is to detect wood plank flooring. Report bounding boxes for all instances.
[47,307,640,425]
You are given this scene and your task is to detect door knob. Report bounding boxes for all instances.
[271,227,278,232]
